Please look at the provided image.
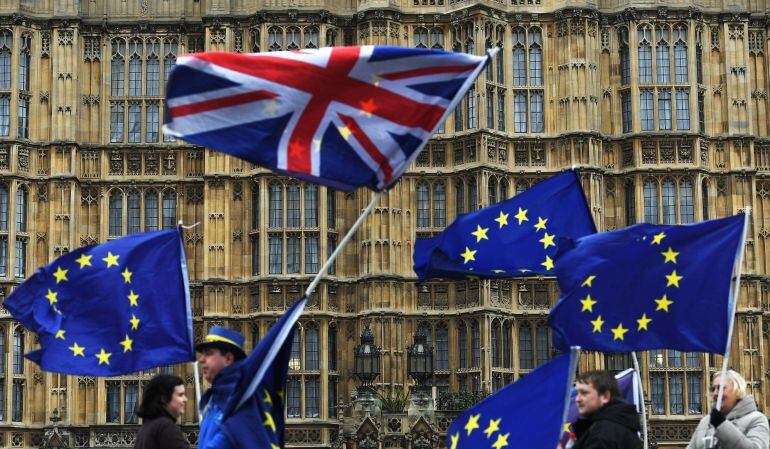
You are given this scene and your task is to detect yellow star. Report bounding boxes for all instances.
[338,125,352,141]
[484,418,501,438]
[461,247,477,264]
[130,314,140,330]
[580,294,597,312]
[591,315,604,333]
[127,291,139,307]
[637,313,652,331]
[563,422,572,433]
[661,247,679,264]
[611,323,629,341]
[465,413,481,436]
[277,391,284,401]
[53,266,68,284]
[651,232,666,245]
[665,270,683,287]
[264,388,273,406]
[582,275,596,287]
[55,329,65,340]
[69,342,85,357]
[514,208,529,225]
[120,334,133,352]
[264,411,277,432]
[534,216,548,231]
[449,432,460,449]
[539,232,556,249]
[541,255,554,271]
[492,432,510,449]
[75,253,92,269]
[95,348,112,365]
[471,225,490,243]
[45,289,59,305]
[492,269,506,274]
[102,252,120,268]
[494,211,509,228]
[121,267,133,284]
[655,294,674,312]
[271,445,280,449]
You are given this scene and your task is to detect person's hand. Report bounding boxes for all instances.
[709,408,726,428]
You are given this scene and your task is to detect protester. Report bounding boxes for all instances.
[196,326,248,449]
[687,370,768,449]
[134,374,190,449]
[568,370,641,449]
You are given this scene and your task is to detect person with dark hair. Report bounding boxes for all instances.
[134,374,190,449]
[196,326,248,449]
[567,370,642,449]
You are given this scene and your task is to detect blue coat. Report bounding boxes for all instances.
[198,361,243,449]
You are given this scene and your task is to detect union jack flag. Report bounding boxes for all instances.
[163,46,490,191]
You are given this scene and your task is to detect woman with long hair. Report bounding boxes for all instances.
[134,374,191,449]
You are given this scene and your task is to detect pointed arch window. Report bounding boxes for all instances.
[111,39,126,96]
[0,30,11,89]
[679,179,694,223]
[536,324,550,366]
[701,178,709,220]
[305,325,319,370]
[513,28,526,86]
[488,178,498,205]
[128,38,143,97]
[529,28,543,86]
[0,183,7,231]
[145,190,159,231]
[109,191,123,236]
[14,186,26,233]
[328,324,337,371]
[417,182,430,228]
[303,27,319,49]
[638,26,653,84]
[625,180,636,225]
[286,28,300,50]
[433,183,446,227]
[455,180,465,216]
[162,191,176,229]
[304,184,318,228]
[12,328,23,374]
[519,322,533,370]
[268,27,283,52]
[436,324,448,370]
[619,28,630,85]
[286,183,300,228]
[502,321,512,368]
[145,39,160,96]
[656,26,671,84]
[643,180,659,224]
[471,320,480,367]
[458,322,467,368]
[674,25,688,83]
[491,321,501,367]
[269,183,283,228]
[662,178,676,224]
[127,190,141,234]
[414,28,428,48]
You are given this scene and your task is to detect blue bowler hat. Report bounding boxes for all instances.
[195,326,247,360]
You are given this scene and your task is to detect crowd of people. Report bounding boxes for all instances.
[132,326,769,449]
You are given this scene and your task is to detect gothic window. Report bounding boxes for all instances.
[529,28,543,86]
[305,377,319,417]
[268,235,282,274]
[491,320,500,367]
[303,27,318,49]
[110,102,124,143]
[640,89,654,131]
[0,30,10,137]
[326,234,337,275]
[417,182,429,227]
[455,180,465,215]
[14,186,25,233]
[269,183,283,228]
[495,40,504,82]
[0,327,4,372]
[701,178,709,219]
[466,86,476,129]
[289,328,301,370]
[414,28,428,48]
[304,235,318,273]
[679,179,694,223]
[513,28,526,86]
[503,321,512,368]
[638,26,653,84]
[430,29,444,49]
[436,323,449,370]
[643,179,659,224]
[268,27,283,52]
[128,101,141,142]
[621,92,632,133]
[497,90,506,131]
[514,92,527,132]
[676,89,690,130]
[287,378,301,417]
[286,27,300,50]
[123,382,138,424]
[619,28,630,85]
[286,234,300,274]
[696,43,703,84]
[649,350,703,415]
[471,320,480,367]
[0,183,7,231]
[326,189,335,228]
[162,190,176,229]
[304,185,317,228]
[518,322,533,370]
[163,39,178,142]
[468,178,477,211]
[674,25,688,83]
[251,235,259,276]
[145,38,160,96]
[625,180,636,225]
[488,178,498,205]
[433,183,446,227]
[487,87,494,129]
[458,321,467,368]
[111,39,126,96]
[145,190,159,231]
[12,328,22,374]
[127,190,141,234]
[605,353,632,373]
[658,89,672,130]
[698,91,705,133]
[286,183,300,228]
[454,96,463,132]
[145,101,159,142]
[662,178,676,225]
[128,38,143,97]
[416,181,446,228]
[17,92,27,139]
[305,325,319,370]
[14,238,25,278]
[11,380,21,422]
[109,190,123,236]
[328,378,337,419]
[536,324,550,366]
[656,26,671,84]
[328,324,337,371]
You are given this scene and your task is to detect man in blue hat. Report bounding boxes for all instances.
[196,326,247,449]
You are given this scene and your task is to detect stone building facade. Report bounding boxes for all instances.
[0,0,766,448]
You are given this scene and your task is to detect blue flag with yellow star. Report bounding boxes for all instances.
[447,348,579,449]
[216,297,306,449]
[548,214,746,354]
[413,170,595,281]
[4,229,195,376]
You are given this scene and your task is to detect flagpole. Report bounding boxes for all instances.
[715,209,749,415]
[630,352,648,449]
[178,220,202,421]
[560,347,581,440]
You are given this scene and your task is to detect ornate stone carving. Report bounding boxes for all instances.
[40,31,50,57]
[57,30,73,46]
[83,36,101,61]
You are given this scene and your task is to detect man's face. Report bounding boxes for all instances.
[575,381,611,417]
[198,347,234,383]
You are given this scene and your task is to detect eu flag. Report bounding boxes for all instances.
[217,297,306,449]
[414,170,595,281]
[4,229,195,376]
[548,214,746,354]
[447,348,578,449]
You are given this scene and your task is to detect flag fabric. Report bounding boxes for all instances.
[4,229,195,376]
[414,170,596,282]
[548,214,746,354]
[163,46,490,191]
[217,297,306,449]
[446,348,579,449]
[561,368,642,445]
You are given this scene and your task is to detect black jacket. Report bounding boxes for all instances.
[572,399,642,449]
[134,413,190,449]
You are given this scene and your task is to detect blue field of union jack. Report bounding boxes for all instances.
[163,46,490,191]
